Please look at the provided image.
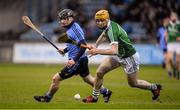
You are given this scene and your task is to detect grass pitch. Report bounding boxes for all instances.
[0,64,180,109]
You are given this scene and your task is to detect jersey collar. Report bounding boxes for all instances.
[107,20,110,27]
[170,20,180,25]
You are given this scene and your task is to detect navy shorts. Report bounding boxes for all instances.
[59,57,90,79]
[163,48,167,53]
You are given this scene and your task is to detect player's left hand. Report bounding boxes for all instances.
[177,37,180,41]
[67,59,75,67]
[87,48,98,55]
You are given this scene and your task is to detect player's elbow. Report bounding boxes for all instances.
[110,45,118,55]
[111,49,118,55]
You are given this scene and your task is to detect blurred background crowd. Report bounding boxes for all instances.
[0,0,179,43]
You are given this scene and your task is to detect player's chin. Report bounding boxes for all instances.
[97,25,106,30]
[61,24,69,27]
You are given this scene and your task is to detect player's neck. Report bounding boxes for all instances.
[65,21,75,29]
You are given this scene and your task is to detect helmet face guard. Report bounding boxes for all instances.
[58,9,74,20]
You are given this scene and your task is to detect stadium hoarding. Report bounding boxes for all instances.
[134,44,164,65]
[13,43,163,65]
[13,43,66,64]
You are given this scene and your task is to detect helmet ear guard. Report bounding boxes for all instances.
[95,10,109,20]
[58,9,75,20]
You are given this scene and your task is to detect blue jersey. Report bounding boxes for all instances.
[66,22,86,60]
[157,27,167,50]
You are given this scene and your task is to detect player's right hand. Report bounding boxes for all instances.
[85,45,94,56]
[58,49,65,55]
[86,46,97,57]
[177,37,180,41]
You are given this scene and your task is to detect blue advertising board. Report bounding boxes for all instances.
[134,44,164,65]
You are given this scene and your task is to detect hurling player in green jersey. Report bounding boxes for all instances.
[83,10,162,103]
[167,12,180,79]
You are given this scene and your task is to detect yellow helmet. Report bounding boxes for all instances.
[95,9,109,20]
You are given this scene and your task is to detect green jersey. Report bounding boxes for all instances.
[105,21,136,58]
[167,21,180,42]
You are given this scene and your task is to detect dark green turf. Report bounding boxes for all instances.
[0,64,180,109]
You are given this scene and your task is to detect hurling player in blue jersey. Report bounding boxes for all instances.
[156,16,169,69]
[34,9,112,103]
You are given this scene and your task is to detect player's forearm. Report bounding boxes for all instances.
[95,37,103,48]
[164,31,168,43]
[73,40,86,62]
[96,49,118,55]
[95,33,106,48]
[176,37,180,41]
[96,43,118,55]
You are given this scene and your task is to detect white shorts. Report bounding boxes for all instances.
[167,42,180,54]
[112,52,140,74]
